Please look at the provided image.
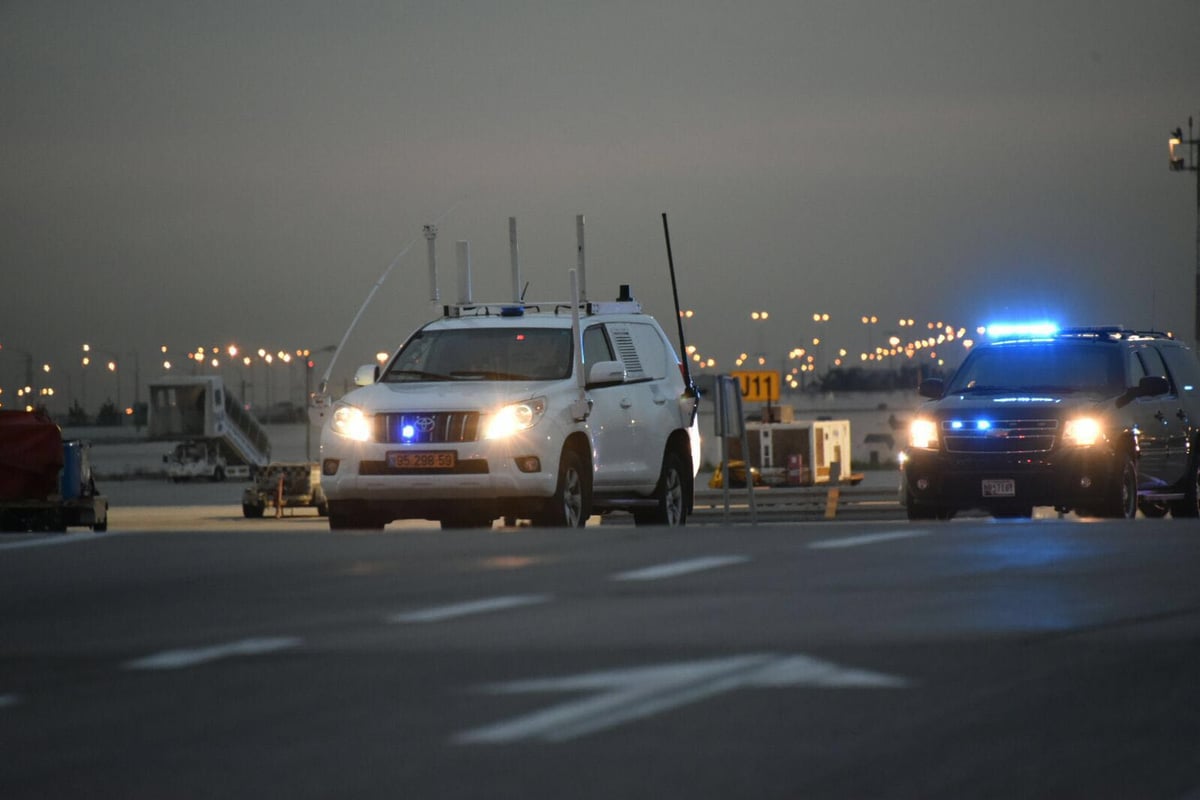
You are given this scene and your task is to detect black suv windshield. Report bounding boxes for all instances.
[382,328,573,382]
[946,341,1125,395]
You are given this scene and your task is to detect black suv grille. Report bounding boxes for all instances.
[374,412,480,444]
[941,418,1058,454]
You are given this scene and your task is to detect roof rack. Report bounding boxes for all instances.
[1055,326,1174,341]
[441,297,643,319]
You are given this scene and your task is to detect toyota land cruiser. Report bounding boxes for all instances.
[319,287,700,529]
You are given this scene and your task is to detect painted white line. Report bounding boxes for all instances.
[454,652,909,744]
[808,529,929,550]
[124,637,302,670]
[0,694,19,709]
[0,532,108,551]
[389,595,551,624]
[612,555,749,582]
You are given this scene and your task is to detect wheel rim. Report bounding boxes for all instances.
[562,467,583,527]
[1122,464,1137,518]
[664,468,683,525]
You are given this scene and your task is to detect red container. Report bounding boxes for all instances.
[0,410,64,501]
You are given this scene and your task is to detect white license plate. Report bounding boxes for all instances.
[387,451,456,470]
[982,479,1015,497]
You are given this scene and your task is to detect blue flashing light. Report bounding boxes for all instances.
[401,424,416,440]
[985,322,1059,339]
[976,419,991,431]
[950,420,964,430]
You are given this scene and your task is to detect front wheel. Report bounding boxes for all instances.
[1100,456,1138,519]
[634,450,690,527]
[533,449,591,528]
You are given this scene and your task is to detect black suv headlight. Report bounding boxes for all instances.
[908,418,939,450]
[1061,417,1102,447]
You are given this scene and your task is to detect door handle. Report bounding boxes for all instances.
[1154,410,1166,423]
[620,398,632,409]
[1178,409,1189,422]
[652,396,668,405]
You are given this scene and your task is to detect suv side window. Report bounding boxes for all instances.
[606,322,668,381]
[583,324,614,365]
[1137,346,1174,394]
[1157,344,1200,399]
[1128,349,1148,385]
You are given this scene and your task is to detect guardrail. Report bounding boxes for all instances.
[690,485,902,523]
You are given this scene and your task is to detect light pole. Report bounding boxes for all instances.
[1169,115,1200,347]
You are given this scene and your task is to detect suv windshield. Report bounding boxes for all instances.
[382,328,573,382]
[946,342,1125,395]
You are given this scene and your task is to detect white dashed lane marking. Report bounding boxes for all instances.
[612,555,750,582]
[808,530,929,550]
[124,637,303,670]
[389,595,551,624]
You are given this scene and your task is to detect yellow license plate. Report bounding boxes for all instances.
[387,451,457,469]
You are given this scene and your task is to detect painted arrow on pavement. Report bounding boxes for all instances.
[454,652,910,744]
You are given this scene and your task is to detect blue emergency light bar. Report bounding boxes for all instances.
[985,322,1059,339]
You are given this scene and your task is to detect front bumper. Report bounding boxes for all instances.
[320,433,560,510]
[901,447,1121,513]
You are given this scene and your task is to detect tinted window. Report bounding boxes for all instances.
[382,328,573,382]
[1158,344,1200,398]
[582,324,613,364]
[946,342,1124,395]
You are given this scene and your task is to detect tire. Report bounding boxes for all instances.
[1100,456,1138,519]
[242,502,265,518]
[533,449,591,528]
[634,450,690,527]
[1169,456,1200,518]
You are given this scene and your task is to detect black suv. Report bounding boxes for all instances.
[901,327,1200,520]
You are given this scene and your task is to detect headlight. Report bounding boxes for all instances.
[1062,417,1102,447]
[331,404,372,442]
[909,419,939,450]
[483,397,546,440]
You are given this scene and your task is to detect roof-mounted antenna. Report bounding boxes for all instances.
[576,213,587,304]
[509,217,521,303]
[456,240,473,305]
[424,224,439,305]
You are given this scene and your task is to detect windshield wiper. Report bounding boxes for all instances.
[382,369,455,382]
[449,370,533,380]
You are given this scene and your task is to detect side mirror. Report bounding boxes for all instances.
[353,364,379,386]
[918,378,944,400]
[1137,375,1170,397]
[587,360,626,388]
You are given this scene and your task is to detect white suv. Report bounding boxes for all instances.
[319,288,700,529]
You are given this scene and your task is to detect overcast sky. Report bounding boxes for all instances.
[2,1,1199,405]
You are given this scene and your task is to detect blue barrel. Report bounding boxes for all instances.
[61,440,83,500]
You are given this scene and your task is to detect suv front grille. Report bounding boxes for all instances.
[941,418,1058,454]
[374,412,480,444]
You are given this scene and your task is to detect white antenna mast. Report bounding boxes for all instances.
[509,217,521,303]
[576,213,587,304]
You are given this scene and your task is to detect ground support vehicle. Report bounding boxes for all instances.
[900,326,1200,520]
[163,440,242,482]
[241,462,328,518]
[0,410,108,532]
